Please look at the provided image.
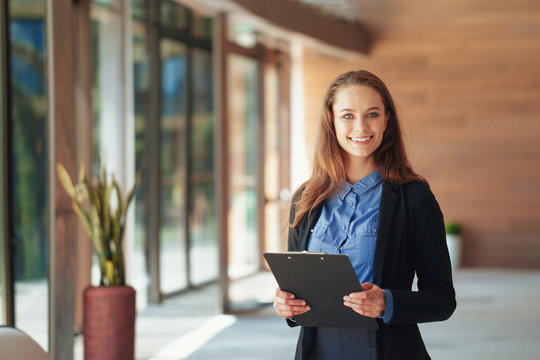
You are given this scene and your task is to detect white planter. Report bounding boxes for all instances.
[446,234,462,271]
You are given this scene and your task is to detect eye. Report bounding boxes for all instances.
[343,113,354,120]
[367,112,379,118]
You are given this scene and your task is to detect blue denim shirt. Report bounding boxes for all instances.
[307,171,394,323]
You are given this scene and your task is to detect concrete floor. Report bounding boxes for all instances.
[90,269,540,360]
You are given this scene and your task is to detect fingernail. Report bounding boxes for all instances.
[301,301,306,305]
[306,306,310,310]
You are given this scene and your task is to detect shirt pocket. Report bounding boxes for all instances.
[344,223,378,266]
[307,220,329,252]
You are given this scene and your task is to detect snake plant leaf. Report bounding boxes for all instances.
[112,177,125,221]
[106,260,114,286]
[84,177,101,215]
[102,181,112,244]
[56,164,76,198]
[90,206,104,256]
[125,173,140,214]
[78,163,85,184]
[73,201,92,239]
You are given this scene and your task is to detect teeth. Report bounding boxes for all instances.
[351,136,371,142]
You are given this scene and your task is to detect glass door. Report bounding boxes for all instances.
[227,54,260,279]
[159,38,188,293]
[188,48,218,285]
[263,60,290,254]
[8,0,49,349]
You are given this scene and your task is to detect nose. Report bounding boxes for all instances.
[353,116,367,131]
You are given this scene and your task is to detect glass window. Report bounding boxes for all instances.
[91,4,124,179]
[192,13,212,41]
[93,0,121,9]
[229,22,257,49]
[227,54,259,279]
[264,64,283,253]
[8,0,49,349]
[159,0,189,30]
[189,48,217,285]
[132,20,150,303]
[132,0,145,20]
[159,38,188,293]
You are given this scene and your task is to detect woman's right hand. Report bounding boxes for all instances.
[273,287,311,319]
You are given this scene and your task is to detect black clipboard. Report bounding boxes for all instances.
[264,251,378,329]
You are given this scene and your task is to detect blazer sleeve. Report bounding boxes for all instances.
[285,189,304,328]
[389,184,457,325]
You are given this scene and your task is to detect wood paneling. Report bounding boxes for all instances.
[302,0,540,268]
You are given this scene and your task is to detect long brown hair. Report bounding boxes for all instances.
[291,70,425,227]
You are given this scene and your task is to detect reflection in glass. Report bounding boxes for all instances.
[132,21,150,304]
[8,0,48,349]
[93,0,121,9]
[160,39,188,293]
[229,22,257,49]
[189,48,217,285]
[92,7,123,174]
[131,0,145,19]
[160,0,188,30]
[227,54,259,278]
[192,13,212,41]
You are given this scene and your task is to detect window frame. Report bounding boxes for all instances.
[0,0,13,327]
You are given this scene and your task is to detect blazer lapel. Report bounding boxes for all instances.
[372,181,399,285]
[298,204,323,251]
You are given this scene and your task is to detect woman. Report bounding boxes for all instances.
[273,70,456,360]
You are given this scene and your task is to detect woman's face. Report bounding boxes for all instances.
[332,85,388,165]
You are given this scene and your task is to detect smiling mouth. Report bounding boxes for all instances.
[349,136,372,143]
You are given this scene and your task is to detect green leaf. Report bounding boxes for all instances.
[56,163,76,198]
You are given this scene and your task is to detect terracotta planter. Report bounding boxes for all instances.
[83,286,136,360]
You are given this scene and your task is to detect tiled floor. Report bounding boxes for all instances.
[71,269,540,359]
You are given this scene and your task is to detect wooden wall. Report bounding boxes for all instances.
[302,0,540,268]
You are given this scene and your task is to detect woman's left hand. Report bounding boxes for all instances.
[343,282,386,318]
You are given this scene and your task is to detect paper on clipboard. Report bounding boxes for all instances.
[264,251,378,329]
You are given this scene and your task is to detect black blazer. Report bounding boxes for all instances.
[287,181,456,360]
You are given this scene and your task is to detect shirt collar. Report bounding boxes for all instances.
[338,171,382,200]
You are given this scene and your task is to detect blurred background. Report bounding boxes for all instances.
[1,0,539,359]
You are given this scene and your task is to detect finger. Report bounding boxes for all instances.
[344,296,385,317]
[274,304,311,318]
[361,282,374,291]
[274,296,307,306]
[348,284,384,300]
[275,288,296,299]
[343,301,383,318]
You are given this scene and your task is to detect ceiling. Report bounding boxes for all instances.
[291,0,389,31]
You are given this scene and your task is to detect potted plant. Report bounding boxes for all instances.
[445,221,462,271]
[56,162,139,360]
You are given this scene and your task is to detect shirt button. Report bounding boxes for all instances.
[342,225,346,230]
[375,228,378,233]
[310,228,314,233]
[350,202,353,207]
[335,247,339,251]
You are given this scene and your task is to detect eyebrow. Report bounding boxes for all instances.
[338,106,381,113]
